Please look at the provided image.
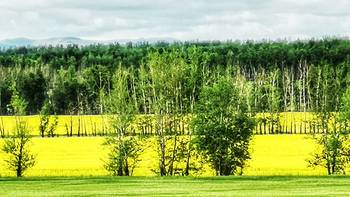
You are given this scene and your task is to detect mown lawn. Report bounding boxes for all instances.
[1,176,350,196]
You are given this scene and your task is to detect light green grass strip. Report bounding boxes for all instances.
[1,176,350,197]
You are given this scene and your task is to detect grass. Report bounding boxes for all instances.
[0,135,327,177]
[1,176,350,196]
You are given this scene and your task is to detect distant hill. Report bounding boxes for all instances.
[0,37,35,48]
[0,37,178,48]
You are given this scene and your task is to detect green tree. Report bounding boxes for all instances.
[39,101,58,137]
[308,132,350,175]
[16,69,47,114]
[104,66,142,176]
[148,50,193,176]
[2,86,35,177]
[193,77,255,176]
[308,86,350,175]
[104,136,143,176]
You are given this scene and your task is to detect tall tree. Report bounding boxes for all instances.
[2,85,35,177]
[308,84,350,175]
[104,66,142,176]
[193,77,255,176]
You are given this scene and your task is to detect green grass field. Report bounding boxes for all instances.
[0,135,327,177]
[1,176,350,196]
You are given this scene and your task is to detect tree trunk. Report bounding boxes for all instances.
[184,134,192,176]
[124,159,130,176]
[70,115,73,137]
[17,143,24,177]
[168,135,177,176]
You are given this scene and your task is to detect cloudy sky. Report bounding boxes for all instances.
[0,0,349,41]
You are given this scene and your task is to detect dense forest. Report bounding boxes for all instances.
[1,38,350,116]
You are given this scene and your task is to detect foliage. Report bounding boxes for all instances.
[7,84,27,116]
[338,86,350,125]
[103,66,142,176]
[104,136,143,176]
[16,69,47,114]
[2,120,35,177]
[308,132,350,175]
[308,86,350,175]
[1,39,350,115]
[2,88,35,177]
[150,136,205,176]
[193,77,255,175]
[39,101,58,137]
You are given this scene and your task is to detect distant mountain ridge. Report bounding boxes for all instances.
[0,37,178,48]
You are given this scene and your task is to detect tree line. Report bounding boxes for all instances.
[1,38,350,116]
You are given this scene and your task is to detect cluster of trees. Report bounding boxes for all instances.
[1,69,256,177]
[1,38,350,116]
[100,55,350,176]
[103,68,255,176]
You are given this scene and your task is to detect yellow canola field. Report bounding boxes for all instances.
[0,135,326,177]
[0,115,111,136]
[0,112,322,136]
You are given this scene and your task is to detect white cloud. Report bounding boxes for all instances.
[0,0,349,40]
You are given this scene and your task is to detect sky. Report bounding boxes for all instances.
[0,0,349,41]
